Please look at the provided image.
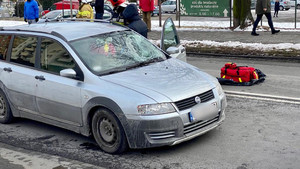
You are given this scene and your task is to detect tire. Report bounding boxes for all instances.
[0,89,13,124]
[297,4,300,9]
[92,108,128,154]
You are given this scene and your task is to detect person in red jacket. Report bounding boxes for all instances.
[139,0,154,31]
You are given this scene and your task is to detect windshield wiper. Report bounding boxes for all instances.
[99,58,165,76]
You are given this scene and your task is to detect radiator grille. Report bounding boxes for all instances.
[174,90,214,111]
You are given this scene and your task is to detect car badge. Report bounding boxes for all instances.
[195,96,201,104]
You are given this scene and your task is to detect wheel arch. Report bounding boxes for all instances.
[0,81,20,117]
[81,97,131,146]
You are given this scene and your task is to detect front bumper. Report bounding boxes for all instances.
[124,94,226,149]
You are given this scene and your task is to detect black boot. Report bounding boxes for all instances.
[251,31,259,36]
[272,30,280,34]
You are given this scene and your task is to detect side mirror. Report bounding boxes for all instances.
[166,46,179,55]
[60,69,77,78]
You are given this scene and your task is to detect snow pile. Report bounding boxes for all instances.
[182,40,300,51]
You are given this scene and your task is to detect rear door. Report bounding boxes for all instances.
[7,35,39,113]
[161,17,186,62]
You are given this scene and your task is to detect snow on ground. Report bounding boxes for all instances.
[1,20,300,51]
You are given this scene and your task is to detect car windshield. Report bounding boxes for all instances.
[42,11,61,19]
[70,31,167,75]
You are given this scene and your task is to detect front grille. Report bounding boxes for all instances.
[184,115,219,135]
[148,131,176,140]
[174,90,215,111]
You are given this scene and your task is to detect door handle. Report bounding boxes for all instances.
[3,67,12,72]
[35,75,45,81]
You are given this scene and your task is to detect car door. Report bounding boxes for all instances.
[161,17,186,62]
[35,37,83,126]
[6,35,39,113]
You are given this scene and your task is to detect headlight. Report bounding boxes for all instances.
[215,82,224,95]
[137,103,176,115]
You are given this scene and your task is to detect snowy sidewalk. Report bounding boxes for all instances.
[1,20,300,57]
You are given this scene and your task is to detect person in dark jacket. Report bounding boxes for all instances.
[251,0,280,36]
[274,0,280,17]
[24,0,39,24]
[122,4,148,38]
[95,0,104,19]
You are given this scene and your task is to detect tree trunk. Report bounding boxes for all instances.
[233,0,253,29]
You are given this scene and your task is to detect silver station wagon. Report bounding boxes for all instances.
[0,20,226,154]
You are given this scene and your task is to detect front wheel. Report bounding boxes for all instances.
[92,108,128,154]
[297,4,300,9]
[0,89,13,124]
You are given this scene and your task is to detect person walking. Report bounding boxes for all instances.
[139,0,154,31]
[274,0,280,17]
[95,0,104,19]
[123,4,148,38]
[251,0,280,36]
[24,0,39,24]
[76,0,93,19]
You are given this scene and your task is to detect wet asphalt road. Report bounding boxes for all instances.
[0,56,299,169]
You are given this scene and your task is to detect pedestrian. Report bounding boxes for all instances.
[123,4,148,38]
[95,0,104,19]
[251,0,280,36]
[274,0,280,17]
[24,0,39,24]
[139,0,155,31]
[76,0,93,19]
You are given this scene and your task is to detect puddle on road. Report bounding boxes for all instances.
[80,142,100,151]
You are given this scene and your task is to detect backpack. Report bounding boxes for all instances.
[218,62,266,86]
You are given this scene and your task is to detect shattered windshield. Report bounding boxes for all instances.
[70,31,167,75]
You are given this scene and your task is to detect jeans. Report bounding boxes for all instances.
[142,11,151,31]
[252,13,275,32]
[27,19,37,25]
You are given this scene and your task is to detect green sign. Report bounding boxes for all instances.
[180,0,230,17]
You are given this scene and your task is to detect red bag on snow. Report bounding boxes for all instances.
[218,62,265,86]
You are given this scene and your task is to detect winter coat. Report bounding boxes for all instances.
[76,4,94,19]
[256,0,271,15]
[123,4,148,38]
[24,0,39,20]
[95,0,104,13]
[274,2,280,11]
[139,0,155,12]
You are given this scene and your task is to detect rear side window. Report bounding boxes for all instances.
[11,36,38,67]
[40,38,75,74]
[0,35,12,61]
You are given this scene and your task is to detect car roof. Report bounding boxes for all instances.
[0,21,128,42]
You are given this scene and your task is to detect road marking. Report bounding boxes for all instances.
[225,90,300,105]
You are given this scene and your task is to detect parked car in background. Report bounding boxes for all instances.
[290,0,300,8]
[0,19,226,154]
[161,0,176,13]
[271,0,291,10]
[152,6,159,16]
[42,0,79,16]
[39,9,78,22]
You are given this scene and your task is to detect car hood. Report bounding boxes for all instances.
[100,58,215,103]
